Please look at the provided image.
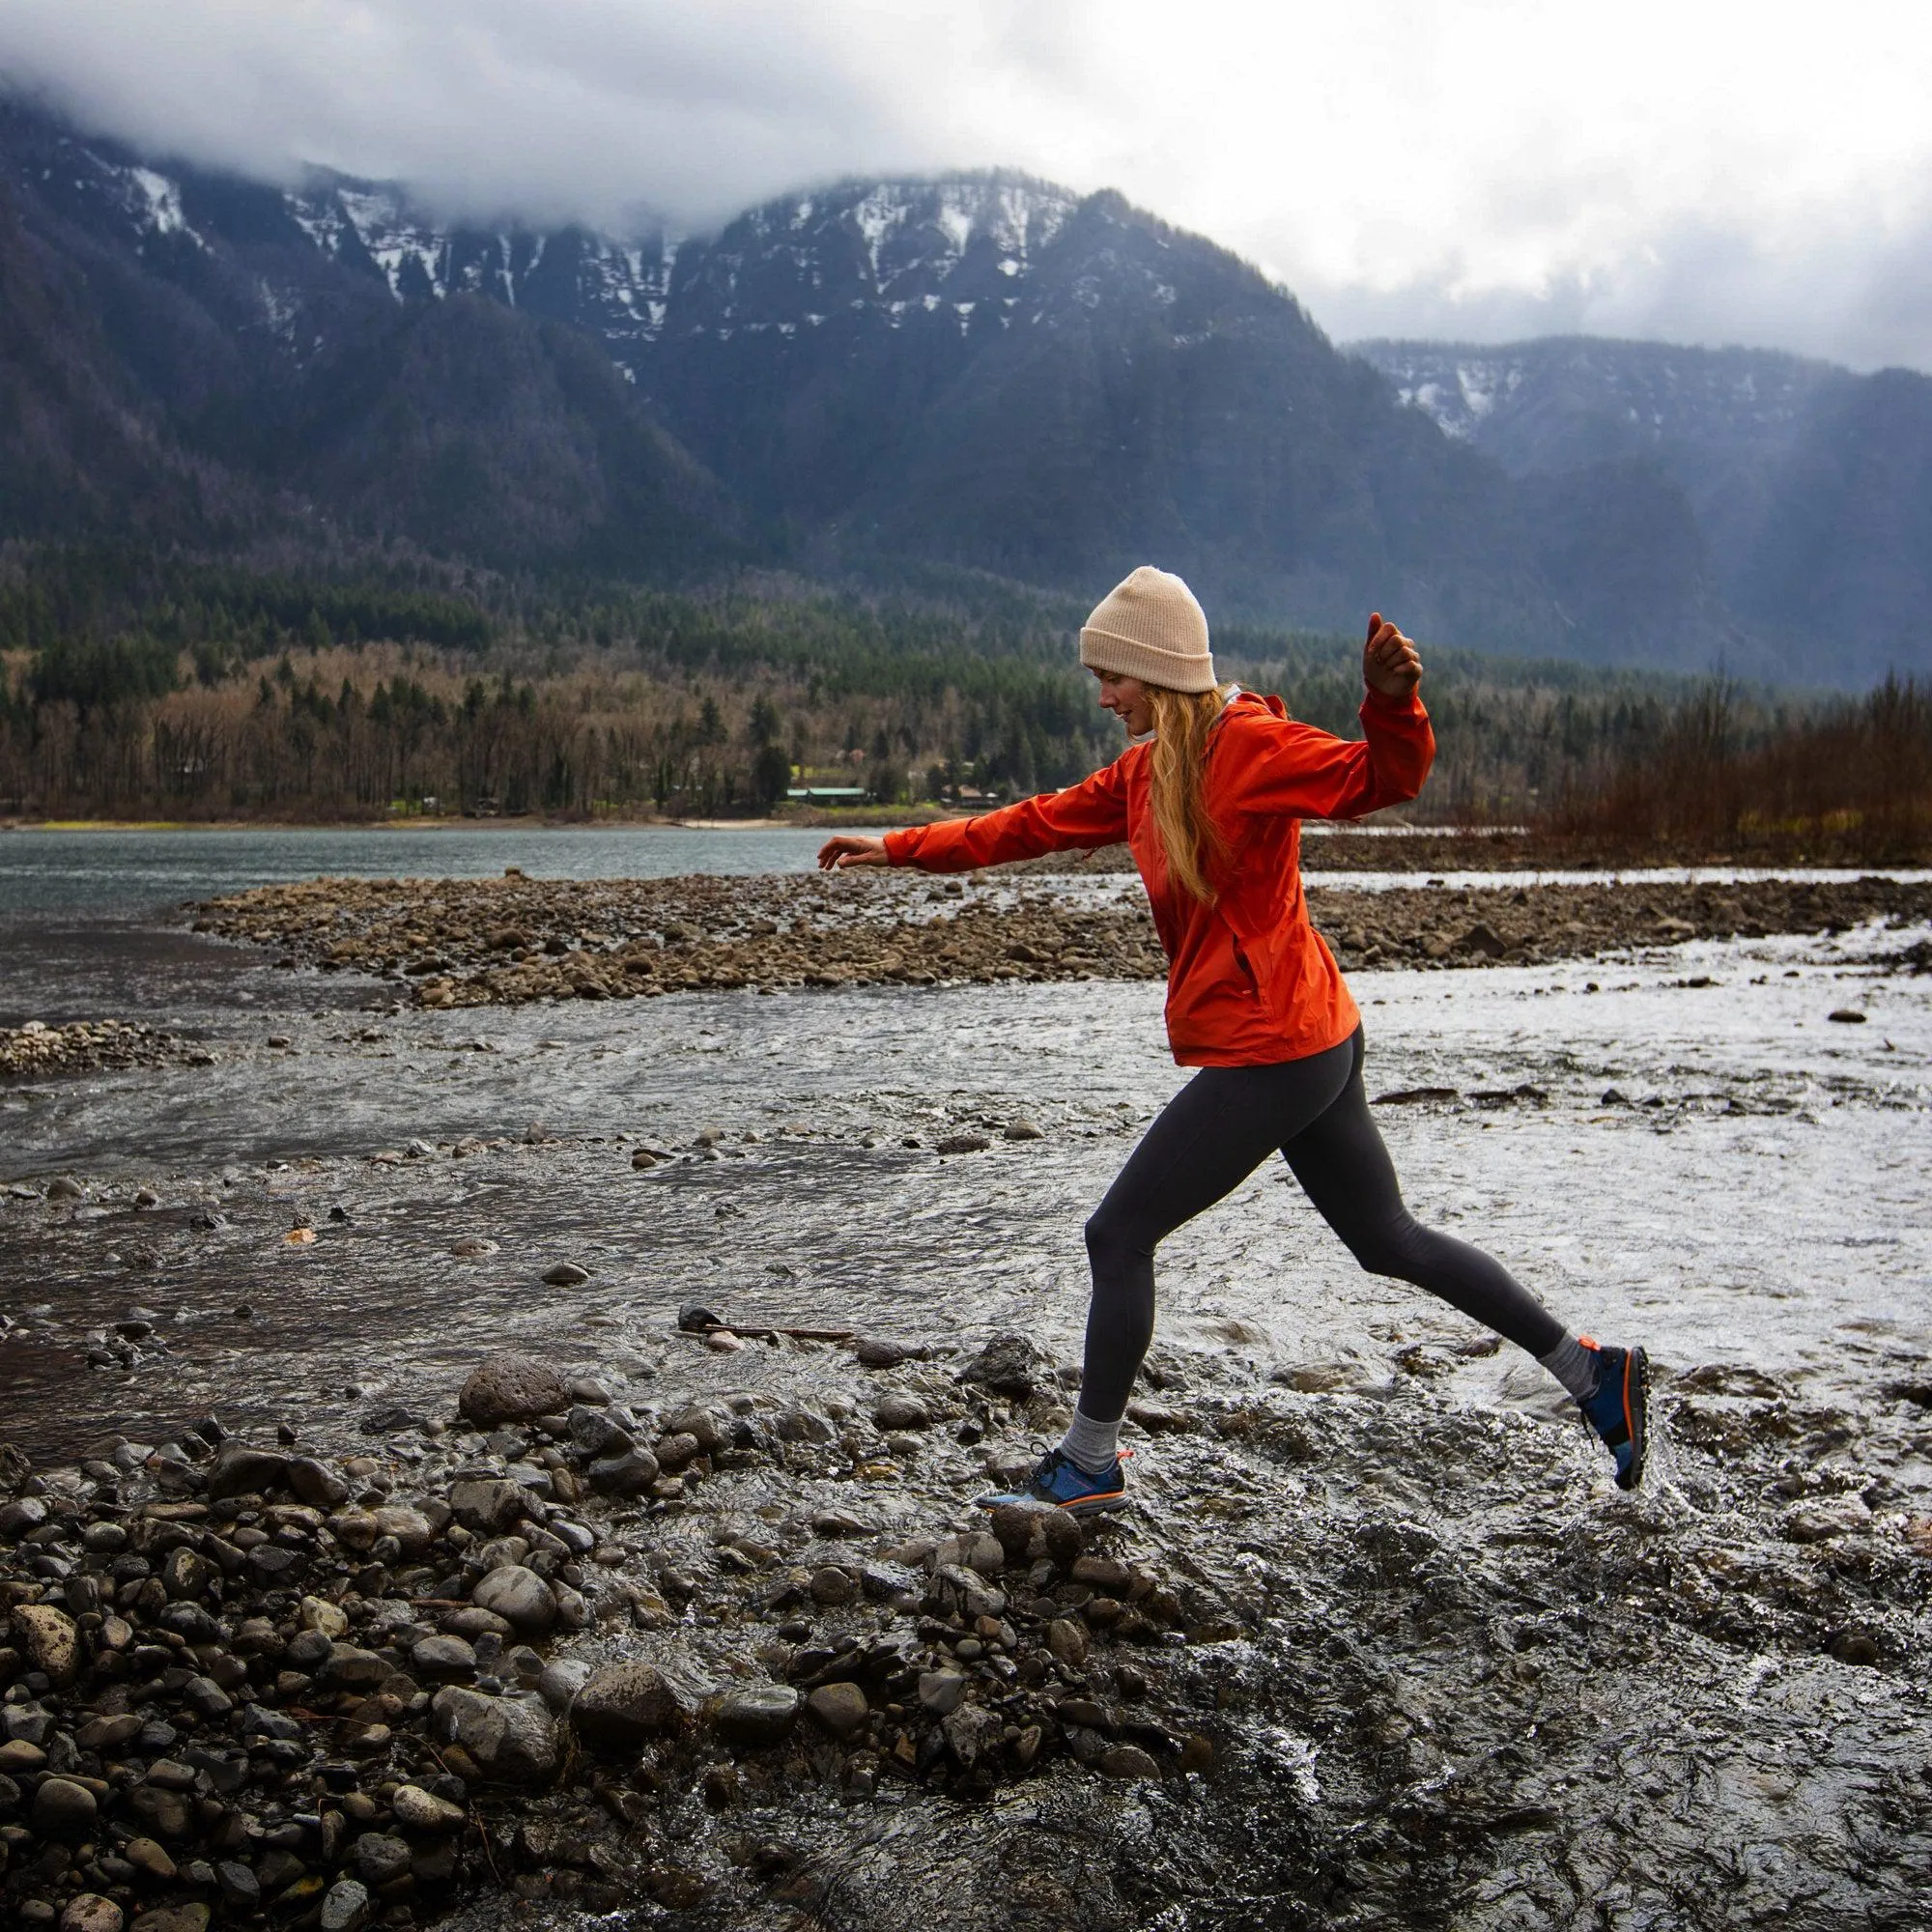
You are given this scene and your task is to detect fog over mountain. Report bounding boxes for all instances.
[4,1,1932,373]
[1,93,1927,687]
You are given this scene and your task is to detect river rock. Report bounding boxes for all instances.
[392,1783,466,1833]
[713,1685,802,1747]
[459,1353,570,1426]
[13,1603,80,1684]
[206,1442,291,1499]
[807,1682,869,1738]
[542,1262,591,1286]
[958,1332,1045,1398]
[287,1457,350,1507]
[429,1687,558,1783]
[318,1881,370,1932]
[942,1703,1003,1767]
[34,1776,99,1837]
[60,1898,122,1932]
[448,1477,527,1534]
[1100,1743,1162,1779]
[411,1634,477,1679]
[919,1670,968,1717]
[587,1447,660,1494]
[572,1662,695,1748]
[471,1565,556,1633]
[873,1392,932,1431]
[352,1833,412,1886]
[299,1595,348,1637]
[1047,1619,1089,1666]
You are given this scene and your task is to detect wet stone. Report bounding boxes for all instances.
[429,1688,559,1784]
[318,1882,370,1932]
[352,1833,412,1886]
[541,1262,591,1287]
[587,1447,660,1494]
[470,1564,556,1633]
[713,1685,802,1747]
[411,1634,477,1680]
[573,1662,695,1748]
[33,1775,99,1837]
[919,1670,968,1717]
[1099,1744,1162,1780]
[205,1442,291,1499]
[61,1899,123,1932]
[806,1682,869,1739]
[874,1392,932,1431]
[459,1353,570,1426]
[448,1477,528,1534]
[287,1458,350,1507]
[12,1603,80,1684]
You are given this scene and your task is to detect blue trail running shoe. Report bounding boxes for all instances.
[974,1446,1130,1517]
[1577,1337,1649,1490]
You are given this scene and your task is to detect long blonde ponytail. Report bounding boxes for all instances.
[1147,683,1235,901]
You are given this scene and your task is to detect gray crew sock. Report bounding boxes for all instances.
[1539,1332,1602,1403]
[1059,1407,1122,1476]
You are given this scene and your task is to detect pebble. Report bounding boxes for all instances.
[874,1392,932,1431]
[542,1262,591,1286]
[12,1603,80,1684]
[919,1670,968,1717]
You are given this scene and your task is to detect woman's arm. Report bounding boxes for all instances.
[820,754,1133,873]
[1236,613,1435,821]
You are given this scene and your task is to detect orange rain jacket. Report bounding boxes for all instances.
[882,688,1435,1067]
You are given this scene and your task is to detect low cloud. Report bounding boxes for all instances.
[3,0,1929,371]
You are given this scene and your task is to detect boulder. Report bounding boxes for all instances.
[459,1353,570,1426]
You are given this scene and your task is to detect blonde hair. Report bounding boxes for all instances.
[1147,683,1236,901]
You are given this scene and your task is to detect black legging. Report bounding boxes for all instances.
[1079,1027,1563,1422]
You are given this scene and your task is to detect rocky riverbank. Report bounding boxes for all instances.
[0,1336,1222,1932]
[6,1309,1931,1932]
[185,872,1932,1011]
[1,1027,215,1086]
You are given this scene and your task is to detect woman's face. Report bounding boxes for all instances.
[1094,668,1153,736]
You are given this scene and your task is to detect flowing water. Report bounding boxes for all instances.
[3,834,1930,1927]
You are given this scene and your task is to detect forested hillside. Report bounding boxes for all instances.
[0,552,1800,824]
[1,97,1921,688]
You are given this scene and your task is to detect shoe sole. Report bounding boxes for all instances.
[972,1489,1129,1517]
[1617,1345,1650,1491]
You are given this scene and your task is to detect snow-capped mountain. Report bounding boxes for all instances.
[1350,335,1849,476]
[2,91,1927,684]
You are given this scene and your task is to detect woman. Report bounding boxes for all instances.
[819,566,1647,1514]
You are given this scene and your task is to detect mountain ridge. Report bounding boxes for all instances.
[0,93,1923,687]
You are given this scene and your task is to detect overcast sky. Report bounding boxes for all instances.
[4,0,1930,370]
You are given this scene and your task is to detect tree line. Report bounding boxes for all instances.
[2,544,1915,847]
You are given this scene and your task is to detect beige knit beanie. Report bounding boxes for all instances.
[1077,566,1216,693]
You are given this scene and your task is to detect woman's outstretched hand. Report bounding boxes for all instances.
[817,835,890,870]
[1363,611,1423,699]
